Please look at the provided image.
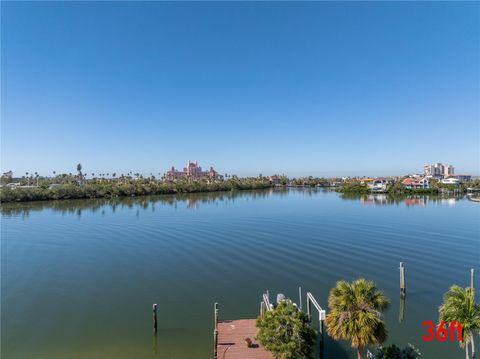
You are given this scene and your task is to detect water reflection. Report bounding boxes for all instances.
[340,192,465,207]
[0,189,278,217]
[399,296,406,323]
[1,188,468,217]
[2,187,476,359]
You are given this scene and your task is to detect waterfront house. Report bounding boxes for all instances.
[402,177,430,189]
[268,175,283,186]
[368,179,388,192]
[359,177,375,185]
[441,177,460,185]
[447,174,472,183]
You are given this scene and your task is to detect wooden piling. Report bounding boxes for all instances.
[298,286,302,310]
[471,268,475,291]
[152,304,158,332]
[213,302,218,359]
[400,262,406,297]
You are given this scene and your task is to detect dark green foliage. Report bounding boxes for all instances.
[256,300,316,359]
[0,177,272,203]
[290,177,332,187]
[375,344,421,359]
[337,182,370,193]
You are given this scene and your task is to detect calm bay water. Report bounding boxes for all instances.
[1,189,479,359]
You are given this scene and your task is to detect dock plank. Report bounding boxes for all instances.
[217,319,273,359]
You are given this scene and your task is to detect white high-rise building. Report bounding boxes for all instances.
[423,163,454,179]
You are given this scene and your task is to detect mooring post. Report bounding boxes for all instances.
[260,301,264,317]
[400,262,406,297]
[152,304,158,332]
[213,302,218,359]
[298,286,302,310]
[471,268,475,292]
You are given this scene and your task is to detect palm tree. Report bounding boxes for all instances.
[326,278,390,359]
[439,285,480,359]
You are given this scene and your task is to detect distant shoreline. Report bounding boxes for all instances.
[0,178,272,203]
[2,176,478,203]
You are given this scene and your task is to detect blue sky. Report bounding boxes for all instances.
[2,2,479,177]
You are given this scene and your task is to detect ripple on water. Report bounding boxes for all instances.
[1,190,477,359]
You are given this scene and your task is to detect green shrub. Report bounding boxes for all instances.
[375,344,420,359]
[256,299,316,359]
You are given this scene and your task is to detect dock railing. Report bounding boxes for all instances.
[260,291,273,317]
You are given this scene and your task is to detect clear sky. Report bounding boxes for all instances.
[1,2,479,178]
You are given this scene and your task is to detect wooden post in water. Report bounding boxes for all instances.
[471,268,475,291]
[298,286,302,310]
[400,262,406,298]
[213,302,218,359]
[152,304,158,332]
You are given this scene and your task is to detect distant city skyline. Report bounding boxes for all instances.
[2,159,475,180]
[2,2,479,177]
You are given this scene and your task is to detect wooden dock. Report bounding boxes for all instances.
[213,291,325,359]
[217,319,273,359]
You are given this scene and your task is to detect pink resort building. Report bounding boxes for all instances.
[165,161,222,180]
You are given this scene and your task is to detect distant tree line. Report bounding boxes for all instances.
[289,176,336,187]
[2,165,479,203]
[0,176,272,203]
